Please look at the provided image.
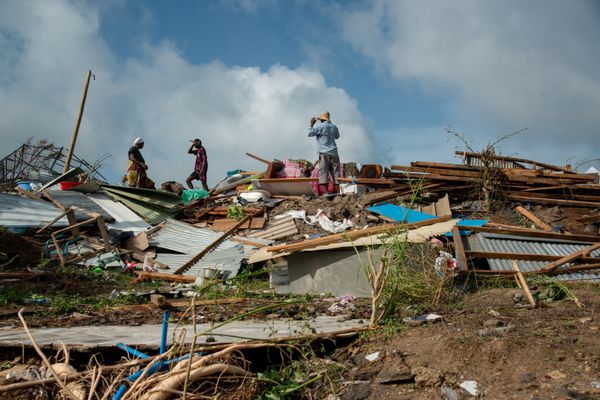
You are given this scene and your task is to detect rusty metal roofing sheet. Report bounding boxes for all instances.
[466,233,600,281]
[0,193,69,228]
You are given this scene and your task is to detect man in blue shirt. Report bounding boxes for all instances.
[308,111,340,194]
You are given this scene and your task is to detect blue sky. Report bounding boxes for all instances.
[99,0,447,129]
[1,0,599,185]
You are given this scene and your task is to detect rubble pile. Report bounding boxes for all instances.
[1,143,599,398]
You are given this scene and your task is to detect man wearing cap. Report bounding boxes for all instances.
[127,138,155,189]
[186,139,209,191]
[308,111,340,194]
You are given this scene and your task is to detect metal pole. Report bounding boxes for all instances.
[63,69,93,173]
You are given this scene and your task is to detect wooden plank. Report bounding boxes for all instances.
[363,183,444,206]
[267,215,453,253]
[512,260,535,306]
[514,206,552,231]
[410,161,482,171]
[230,237,267,248]
[576,215,600,224]
[457,225,599,242]
[35,208,71,234]
[245,152,271,164]
[509,194,600,208]
[540,242,600,273]
[511,191,600,203]
[135,271,196,283]
[175,213,260,274]
[455,150,574,173]
[212,217,265,231]
[255,178,316,183]
[452,225,469,271]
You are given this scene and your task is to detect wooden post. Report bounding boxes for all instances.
[512,260,535,307]
[515,206,552,231]
[64,69,93,173]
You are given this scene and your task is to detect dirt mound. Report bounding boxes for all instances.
[0,229,41,270]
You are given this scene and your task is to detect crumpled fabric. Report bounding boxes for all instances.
[283,209,354,234]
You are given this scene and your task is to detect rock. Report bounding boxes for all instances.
[520,373,536,383]
[413,366,442,387]
[350,352,368,367]
[441,386,459,400]
[477,324,515,337]
[460,380,479,396]
[341,382,371,400]
[365,351,380,362]
[377,367,414,384]
[483,318,506,328]
[150,294,166,307]
[548,370,566,380]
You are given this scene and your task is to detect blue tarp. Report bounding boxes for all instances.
[445,219,488,236]
[367,203,438,223]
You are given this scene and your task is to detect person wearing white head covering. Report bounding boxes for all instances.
[127,137,155,189]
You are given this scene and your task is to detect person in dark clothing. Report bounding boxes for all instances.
[127,137,155,189]
[186,139,209,191]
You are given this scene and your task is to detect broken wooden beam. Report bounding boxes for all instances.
[267,215,453,253]
[540,242,600,273]
[452,225,469,271]
[456,225,599,243]
[512,260,535,306]
[175,212,261,274]
[514,206,552,232]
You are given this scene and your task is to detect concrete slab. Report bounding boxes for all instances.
[0,316,364,348]
[287,249,378,297]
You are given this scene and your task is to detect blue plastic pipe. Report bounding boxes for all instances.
[116,343,149,359]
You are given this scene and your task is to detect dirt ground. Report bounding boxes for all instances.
[331,287,600,400]
[0,229,41,270]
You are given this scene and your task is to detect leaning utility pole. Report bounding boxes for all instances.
[63,69,93,173]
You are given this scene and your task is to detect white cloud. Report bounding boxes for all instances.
[340,0,600,167]
[0,0,374,185]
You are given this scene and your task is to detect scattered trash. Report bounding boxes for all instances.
[434,251,459,277]
[402,313,442,327]
[365,351,380,362]
[459,380,479,396]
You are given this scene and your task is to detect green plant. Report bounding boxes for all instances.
[0,286,29,305]
[227,203,245,220]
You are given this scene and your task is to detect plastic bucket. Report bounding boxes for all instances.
[59,181,81,190]
[17,181,32,191]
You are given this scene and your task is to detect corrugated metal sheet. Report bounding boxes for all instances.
[103,192,174,225]
[149,218,241,254]
[0,193,69,228]
[46,190,114,222]
[101,185,181,209]
[466,233,600,281]
[245,215,299,240]
[155,245,245,277]
[86,193,151,233]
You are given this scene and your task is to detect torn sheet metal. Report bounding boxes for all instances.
[0,193,68,228]
[45,190,114,222]
[87,193,151,233]
[466,233,600,281]
[155,244,245,277]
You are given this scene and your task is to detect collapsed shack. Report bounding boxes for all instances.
[1,146,600,398]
